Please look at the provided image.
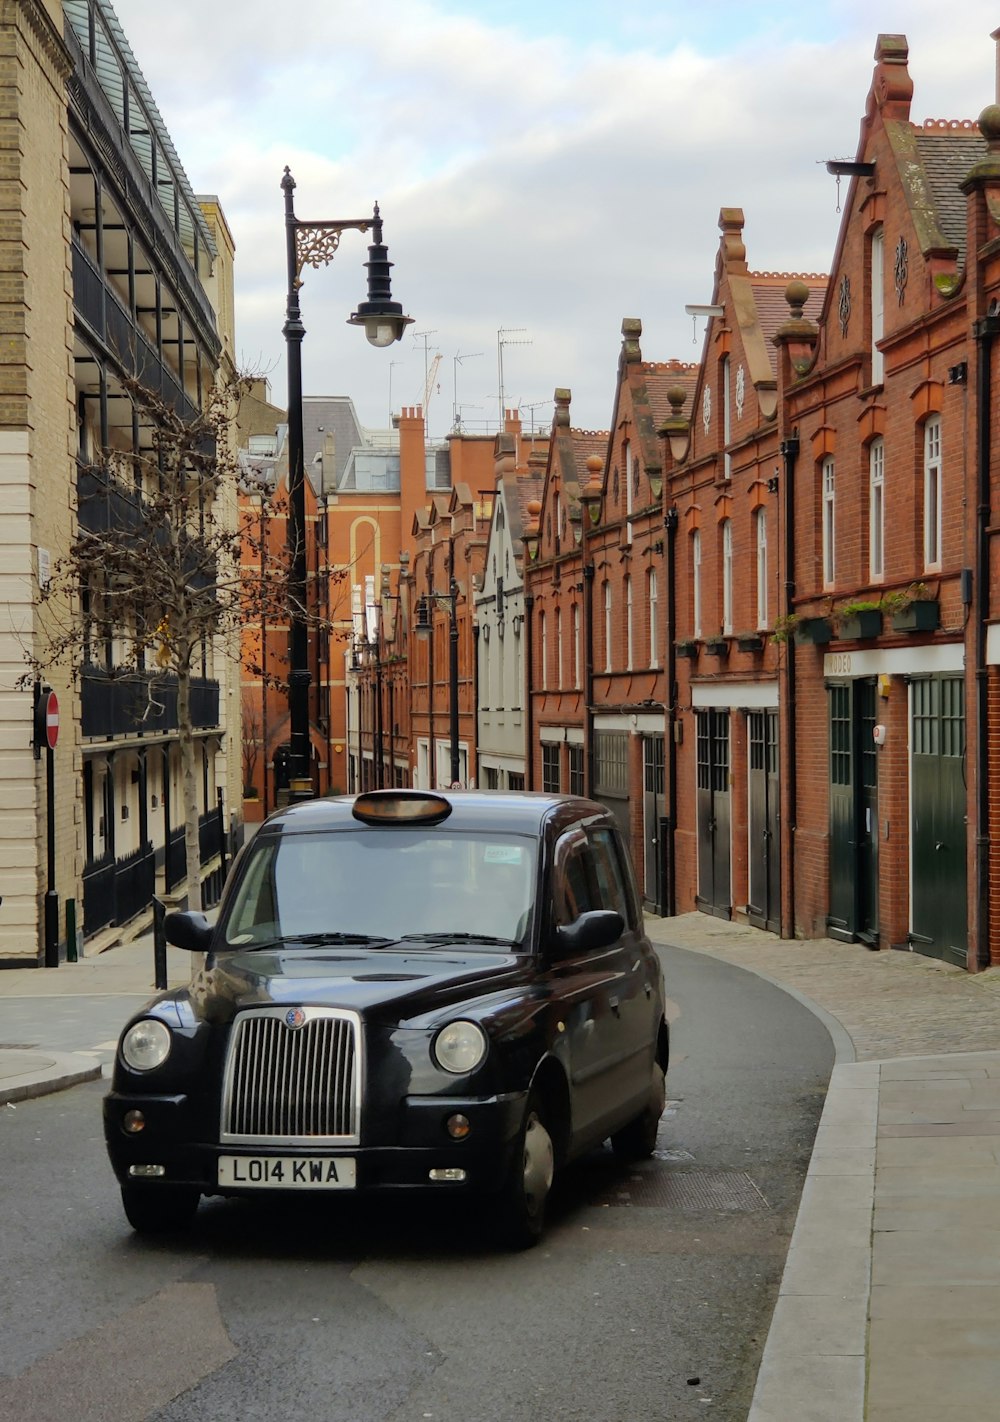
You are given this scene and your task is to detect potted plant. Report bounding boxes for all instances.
[834,599,883,640]
[772,613,800,643]
[882,582,939,632]
[675,638,699,659]
[735,629,765,653]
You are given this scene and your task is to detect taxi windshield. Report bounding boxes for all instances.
[221,829,537,950]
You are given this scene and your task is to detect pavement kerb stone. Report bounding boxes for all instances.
[0,1052,102,1105]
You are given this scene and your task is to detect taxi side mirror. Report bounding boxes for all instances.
[164,910,213,953]
[554,909,624,957]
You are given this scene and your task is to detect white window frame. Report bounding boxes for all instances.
[540,611,547,691]
[822,456,836,588]
[623,438,633,544]
[869,437,885,581]
[722,519,733,634]
[648,568,659,667]
[572,603,581,688]
[625,575,633,669]
[722,355,732,479]
[555,607,563,687]
[871,227,884,386]
[924,416,942,570]
[692,529,702,639]
[604,580,612,673]
[755,508,768,630]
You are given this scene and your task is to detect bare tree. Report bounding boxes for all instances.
[241,687,262,798]
[22,375,314,911]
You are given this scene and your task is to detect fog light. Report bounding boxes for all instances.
[446,1113,471,1140]
[429,1168,467,1182]
[123,1110,146,1134]
[127,1164,165,1178]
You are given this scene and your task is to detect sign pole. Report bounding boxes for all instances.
[44,739,58,967]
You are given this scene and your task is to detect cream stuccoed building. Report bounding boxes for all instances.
[474,432,546,791]
[0,0,240,965]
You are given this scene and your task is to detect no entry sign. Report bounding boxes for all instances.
[44,691,59,749]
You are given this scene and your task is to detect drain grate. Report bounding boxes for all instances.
[595,1168,770,1211]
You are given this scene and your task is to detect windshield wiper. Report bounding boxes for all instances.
[400,931,520,947]
[285,932,396,947]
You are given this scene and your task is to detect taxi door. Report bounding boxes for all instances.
[544,827,639,1149]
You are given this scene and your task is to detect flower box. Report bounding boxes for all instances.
[837,609,882,640]
[794,617,833,645]
[675,640,699,659]
[890,599,939,633]
[704,637,730,658]
[735,631,765,653]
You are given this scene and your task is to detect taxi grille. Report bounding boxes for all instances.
[220,1007,361,1146]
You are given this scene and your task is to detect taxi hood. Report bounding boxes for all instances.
[187,944,526,1023]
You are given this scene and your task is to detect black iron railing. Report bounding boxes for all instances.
[82,842,154,936]
[81,668,219,738]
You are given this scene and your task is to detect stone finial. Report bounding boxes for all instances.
[774,280,819,376]
[525,498,542,532]
[870,33,913,118]
[583,454,603,499]
[667,386,688,415]
[719,208,747,272]
[621,318,642,365]
[554,389,571,426]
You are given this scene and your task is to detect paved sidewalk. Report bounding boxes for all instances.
[642,915,1000,1422]
[5,912,1000,1420]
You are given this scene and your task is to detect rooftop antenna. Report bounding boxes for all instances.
[519,398,552,438]
[388,358,402,425]
[498,327,531,427]
[412,329,438,417]
[452,351,484,431]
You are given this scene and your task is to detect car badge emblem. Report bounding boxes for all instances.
[285,1007,306,1029]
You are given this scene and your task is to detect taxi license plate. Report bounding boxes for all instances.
[218,1155,356,1190]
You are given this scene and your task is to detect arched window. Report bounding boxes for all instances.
[623,438,633,544]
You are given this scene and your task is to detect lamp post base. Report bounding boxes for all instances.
[288,777,315,804]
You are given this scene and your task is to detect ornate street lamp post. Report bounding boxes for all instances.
[281,168,411,800]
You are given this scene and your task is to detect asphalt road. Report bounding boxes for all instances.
[0,945,833,1422]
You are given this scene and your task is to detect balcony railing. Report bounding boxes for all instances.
[81,667,219,739]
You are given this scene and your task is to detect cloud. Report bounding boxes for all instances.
[107,0,999,434]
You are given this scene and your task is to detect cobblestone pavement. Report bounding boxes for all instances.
[645,913,1000,1061]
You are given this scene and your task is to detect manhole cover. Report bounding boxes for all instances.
[595,1168,769,1211]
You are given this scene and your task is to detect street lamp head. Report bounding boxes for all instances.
[347,204,412,347]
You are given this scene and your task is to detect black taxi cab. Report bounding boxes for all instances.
[103,790,669,1247]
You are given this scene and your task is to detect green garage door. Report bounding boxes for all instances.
[910,677,967,967]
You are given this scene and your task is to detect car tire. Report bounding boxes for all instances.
[495,1091,555,1250]
[610,1060,667,1160]
[121,1183,200,1235]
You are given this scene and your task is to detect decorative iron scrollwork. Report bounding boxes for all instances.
[894,235,908,305]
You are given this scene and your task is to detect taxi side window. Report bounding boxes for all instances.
[588,827,634,929]
[553,832,597,926]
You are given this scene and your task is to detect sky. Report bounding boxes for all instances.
[107,0,1000,443]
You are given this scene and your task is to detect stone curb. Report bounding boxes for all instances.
[0,1054,104,1106]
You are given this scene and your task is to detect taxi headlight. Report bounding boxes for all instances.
[432,1020,487,1075]
[121,1019,172,1072]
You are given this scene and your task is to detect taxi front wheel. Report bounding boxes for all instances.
[121,1183,200,1235]
[495,1091,554,1249]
